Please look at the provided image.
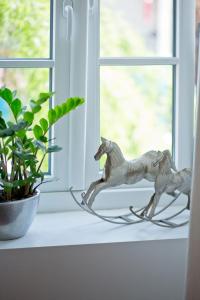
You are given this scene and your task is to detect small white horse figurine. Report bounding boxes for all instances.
[143,150,192,218]
[82,138,176,208]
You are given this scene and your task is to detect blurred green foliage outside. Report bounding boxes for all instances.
[0,1,172,171]
[100,7,172,166]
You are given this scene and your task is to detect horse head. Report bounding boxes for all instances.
[152,150,177,171]
[94,137,113,161]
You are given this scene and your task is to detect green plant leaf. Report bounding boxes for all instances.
[0,116,6,130]
[0,87,13,105]
[39,118,48,132]
[30,100,41,114]
[25,140,35,153]
[0,121,27,137]
[0,128,14,137]
[55,106,62,119]
[39,136,48,143]
[12,121,27,131]
[11,98,22,119]
[24,111,34,124]
[74,97,85,106]
[0,147,9,155]
[16,129,26,139]
[14,150,36,160]
[34,140,46,152]
[33,125,43,140]
[31,171,44,179]
[65,98,75,112]
[47,97,85,126]
[37,92,54,105]
[48,109,57,125]
[61,102,68,115]
[65,97,84,113]
[4,147,9,156]
[47,145,62,153]
[15,140,22,151]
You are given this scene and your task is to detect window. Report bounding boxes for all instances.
[0,1,74,194]
[84,0,195,206]
[0,0,195,211]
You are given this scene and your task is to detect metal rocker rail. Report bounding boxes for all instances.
[69,188,189,227]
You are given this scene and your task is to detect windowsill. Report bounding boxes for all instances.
[0,207,189,250]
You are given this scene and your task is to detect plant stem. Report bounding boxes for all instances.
[2,138,8,180]
[36,152,46,174]
[0,139,8,181]
[10,137,15,180]
[29,152,46,193]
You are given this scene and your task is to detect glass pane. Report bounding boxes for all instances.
[100,0,173,57]
[100,66,172,165]
[0,0,51,58]
[0,68,50,172]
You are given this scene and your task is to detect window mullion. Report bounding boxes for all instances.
[174,0,195,170]
[67,0,88,190]
[85,0,100,187]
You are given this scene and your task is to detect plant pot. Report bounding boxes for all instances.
[0,191,40,240]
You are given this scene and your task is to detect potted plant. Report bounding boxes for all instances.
[0,87,84,240]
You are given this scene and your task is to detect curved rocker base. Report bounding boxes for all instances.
[69,187,189,228]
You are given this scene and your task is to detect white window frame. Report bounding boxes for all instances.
[79,0,195,207]
[0,0,89,212]
[0,0,194,212]
[38,0,196,211]
[0,0,84,195]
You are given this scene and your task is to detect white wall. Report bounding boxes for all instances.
[0,239,187,300]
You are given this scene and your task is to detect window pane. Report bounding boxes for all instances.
[0,0,51,58]
[100,66,173,164]
[100,0,173,57]
[0,68,50,172]
[0,68,49,114]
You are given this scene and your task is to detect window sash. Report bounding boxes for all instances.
[0,0,194,211]
[0,0,72,192]
[84,0,195,191]
[40,0,195,210]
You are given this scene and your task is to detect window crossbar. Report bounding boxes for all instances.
[99,57,179,66]
[0,59,55,68]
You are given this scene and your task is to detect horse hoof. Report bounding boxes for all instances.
[147,213,153,219]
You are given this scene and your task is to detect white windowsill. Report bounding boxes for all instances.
[0,207,189,250]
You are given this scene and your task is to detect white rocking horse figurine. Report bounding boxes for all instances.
[142,150,192,218]
[82,137,177,208]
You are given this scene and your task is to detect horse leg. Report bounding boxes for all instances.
[82,179,104,203]
[186,194,190,210]
[167,191,178,197]
[148,192,162,219]
[87,182,109,208]
[141,193,155,216]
